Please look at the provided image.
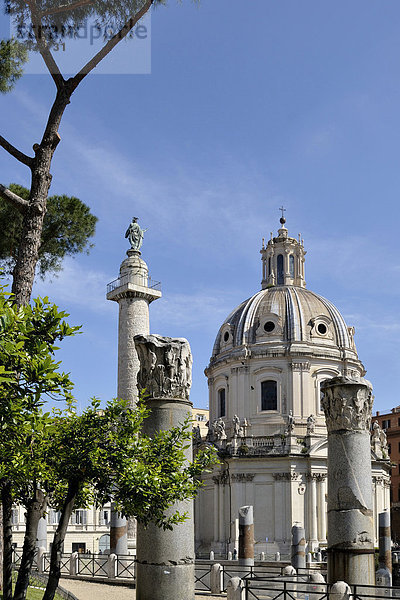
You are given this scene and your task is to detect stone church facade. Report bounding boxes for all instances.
[194,217,390,558]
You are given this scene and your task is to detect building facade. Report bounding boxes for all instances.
[11,504,112,554]
[195,217,390,558]
[374,407,400,542]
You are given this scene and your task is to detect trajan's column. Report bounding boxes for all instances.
[107,217,162,553]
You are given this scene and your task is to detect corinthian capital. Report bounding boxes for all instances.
[135,334,192,400]
[321,376,373,432]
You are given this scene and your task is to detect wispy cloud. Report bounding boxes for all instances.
[151,289,238,332]
[32,258,114,315]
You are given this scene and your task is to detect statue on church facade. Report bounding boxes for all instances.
[213,418,227,441]
[307,414,315,435]
[371,420,388,458]
[125,217,147,251]
[232,414,241,437]
[285,410,295,435]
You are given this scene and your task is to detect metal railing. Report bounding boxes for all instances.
[244,579,400,600]
[107,273,161,294]
[194,565,212,591]
[77,554,108,578]
[12,550,136,581]
[116,555,135,578]
[42,553,70,575]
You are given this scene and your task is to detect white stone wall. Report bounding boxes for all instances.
[196,453,389,557]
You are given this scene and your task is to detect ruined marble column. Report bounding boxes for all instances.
[291,525,306,570]
[134,334,194,600]
[378,511,392,576]
[321,376,375,586]
[110,511,128,556]
[36,517,47,551]
[238,505,254,566]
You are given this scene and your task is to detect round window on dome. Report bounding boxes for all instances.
[223,331,230,342]
[264,321,275,333]
[317,323,327,335]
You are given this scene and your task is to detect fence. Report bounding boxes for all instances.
[11,552,342,595]
[76,554,108,577]
[244,578,400,600]
[13,549,136,582]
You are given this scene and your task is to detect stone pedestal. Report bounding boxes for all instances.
[134,335,194,600]
[321,376,375,586]
[238,505,254,566]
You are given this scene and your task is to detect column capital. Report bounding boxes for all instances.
[273,472,299,481]
[306,472,326,482]
[321,376,373,432]
[135,334,192,400]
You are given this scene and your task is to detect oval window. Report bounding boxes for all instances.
[223,331,230,342]
[264,321,275,333]
[317,323,327,335]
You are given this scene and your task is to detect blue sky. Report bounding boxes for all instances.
[1,0,400,413]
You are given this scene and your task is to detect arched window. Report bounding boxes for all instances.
[289,255,294,278]
[268,257,272,277]
[277,254,284,285]
[99,534,110,554]
[218,388,226,417]
[261,380,277,411]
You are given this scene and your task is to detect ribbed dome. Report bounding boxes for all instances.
[212,286,354,357]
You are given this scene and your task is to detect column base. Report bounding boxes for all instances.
[136,562,195,600]
[327,548,375,586]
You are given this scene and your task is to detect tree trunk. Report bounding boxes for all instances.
[0,503,3,591]
[2,481,14,600]
[13,489,46,600]
[11,88,71,307]
[42,481,78,600]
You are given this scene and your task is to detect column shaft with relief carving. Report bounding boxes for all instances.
[321,376,375,586]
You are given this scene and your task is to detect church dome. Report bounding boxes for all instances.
[212,285,355,357]
[209,216,359,366]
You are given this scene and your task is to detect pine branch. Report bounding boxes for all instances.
[40,0,96,18]
[30,9,65,90]
[68,0,154,92]
[0,136,33,167]
[0,184,29,213]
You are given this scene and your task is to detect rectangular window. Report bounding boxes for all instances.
[388,443,391,455]
[382,419,391,429]
[48,509,61,525]
[11,508,18,526]
[72,542,86,554]
[261,380,277,411]
[71,510,87,525]
[100,510,109,526]
[218,389,226,417]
